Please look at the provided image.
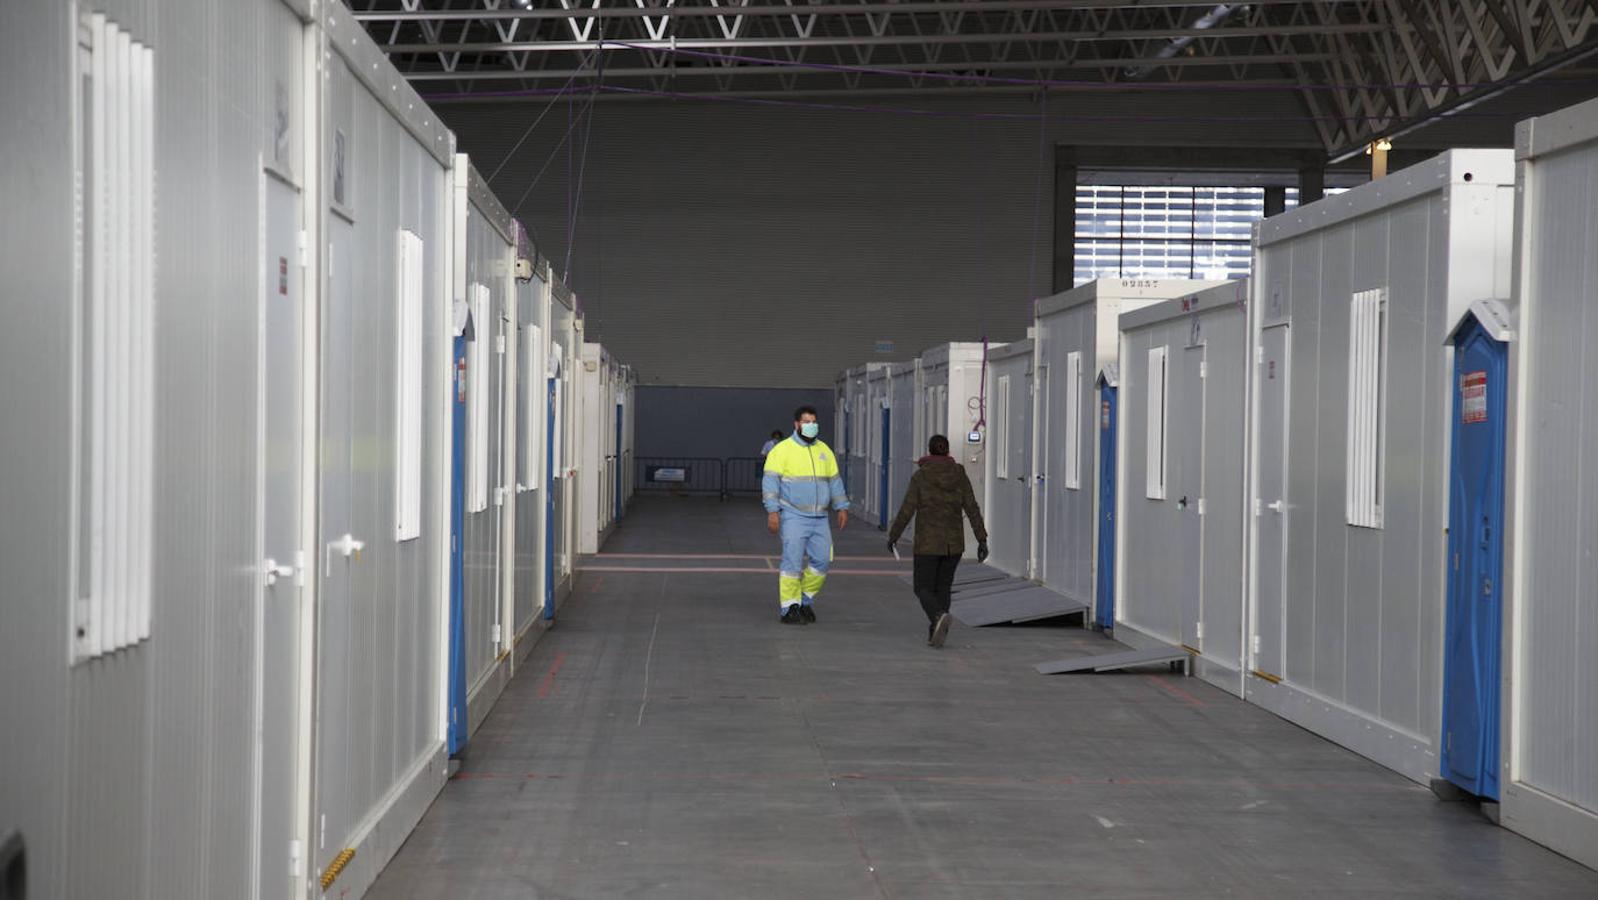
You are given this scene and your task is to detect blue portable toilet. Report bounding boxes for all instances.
[1094,365,1119,631]
[1440,299,1516,801]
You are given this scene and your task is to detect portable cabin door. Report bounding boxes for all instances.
[257,171,305,899]
[1178,344,1207,651]
[448,326,468,750]
[1253,324,1291,679]
[1095,379,1118,629]
[1440,318,1507,800]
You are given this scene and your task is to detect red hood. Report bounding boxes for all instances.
[917,454,957,467]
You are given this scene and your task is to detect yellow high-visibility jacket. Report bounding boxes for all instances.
[762,435,849,518]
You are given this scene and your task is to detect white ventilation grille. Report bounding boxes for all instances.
[72,14,155,662]
[1146,346,1168,500]
[395,230,424,541]
[1064,351,1083,490]
[467,283,490,513]
[1346,288,1387,529]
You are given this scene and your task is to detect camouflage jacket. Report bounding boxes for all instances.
[887,455,988,556]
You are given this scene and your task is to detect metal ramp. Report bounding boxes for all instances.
[951,578,1035,598]
[1033,644,1191,675]
[950,586,1088,627]
[897,563,1013,590]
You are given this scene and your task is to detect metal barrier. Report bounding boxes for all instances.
[724,457,767,498]
[636,457,725,497]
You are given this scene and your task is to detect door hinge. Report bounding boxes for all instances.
[1199,361,1208,379]
[289,839,304,878]
[1196,622,1204,640]
[1253,497,1261,516]
[491,623,502,645]
[496,334,506,354]
[1197,498,1206,516]
[296,230,308,267]
[1251,634,1261,654]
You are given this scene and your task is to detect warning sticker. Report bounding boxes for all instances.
[279,257,289,295]
[1461,371,1487,424]
[456,357,468,403]
[1100,400,1111,431]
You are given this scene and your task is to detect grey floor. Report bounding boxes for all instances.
[369,496,1598,899]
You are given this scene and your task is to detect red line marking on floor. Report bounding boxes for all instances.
[537,651,567,700]
[595,553,907,563]
[1143,674,1207,708]
[579,565,908,576]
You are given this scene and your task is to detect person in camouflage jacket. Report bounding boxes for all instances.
[887,434,989,648]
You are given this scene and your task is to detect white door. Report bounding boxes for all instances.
[1033,364,1050,582]
[256,172,303,899]
[316,216,357,876]
[1254,324,1290,678]
[1179,345,1206,650]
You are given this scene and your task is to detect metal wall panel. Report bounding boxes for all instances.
[315,43,452,894]
[513,271,549,643]
[1116,284,1250,694]
[1504,98,1598,869]
[1034,280,1225,604]
[454,164,516,716]
[1247,150,1515,785]
[886,361,918,527]
[984,342,1035,578]
[0,1,317,896]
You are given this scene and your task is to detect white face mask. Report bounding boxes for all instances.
[799,422,820,439]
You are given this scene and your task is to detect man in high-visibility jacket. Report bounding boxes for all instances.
[763,405,849,624]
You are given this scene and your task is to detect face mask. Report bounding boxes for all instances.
[800,422,820,439]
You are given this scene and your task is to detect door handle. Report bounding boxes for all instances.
[326,533,366,576]
[1267,500,1285,513]
[263,557,296,587]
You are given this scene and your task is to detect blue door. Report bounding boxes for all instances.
[544,368,559,622]
[1441,318,1507,800]
[1095,383,1118,630]
[879,406,891,530]
[447,335,469,754]
[614,403,624,522]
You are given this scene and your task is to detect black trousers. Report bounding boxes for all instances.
[912,554,961,624]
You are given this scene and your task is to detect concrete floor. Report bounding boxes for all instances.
[369,496,1598,899]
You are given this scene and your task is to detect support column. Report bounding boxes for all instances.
[1263,186,1287,217]
[1053,153,1077,294]
[1297,166,1325,206]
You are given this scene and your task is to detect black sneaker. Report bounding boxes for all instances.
[800,605,816,623]
[781,605,805,625]
[930,612,951,648]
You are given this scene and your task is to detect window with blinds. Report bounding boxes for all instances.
[1346,288,1388,529]
[1146,347,1168,500]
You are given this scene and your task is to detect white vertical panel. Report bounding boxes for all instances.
[520,324,543,491]
[995,376,1010,479]
[467,283,490,513]
[1146,346,1167,500]
[1065,351,1082,490]
[1346,288,1385,528]
[74,17,152,662]
[395,230,424,541]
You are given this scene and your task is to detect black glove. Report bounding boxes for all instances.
[977,543,990,563]
[887,539,898,555]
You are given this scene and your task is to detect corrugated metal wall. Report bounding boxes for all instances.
[887,362,918,526]
[984,342,1035,578]
[1510,104,1598,865]
[315,41,452,887]
[0,0,324,895]
[457,183,515,720]
[1117,285,1249,693]
[1249,153,1515,782]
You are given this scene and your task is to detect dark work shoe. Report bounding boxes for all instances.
[800,605,816,623]
[781,605,805,625]
[930,612,951,648]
